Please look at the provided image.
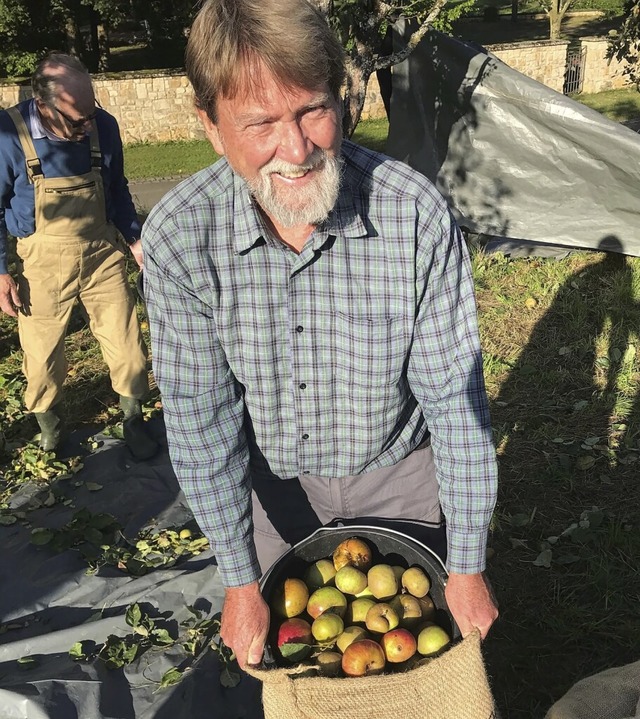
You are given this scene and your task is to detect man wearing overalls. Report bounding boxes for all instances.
[0,53,157,460]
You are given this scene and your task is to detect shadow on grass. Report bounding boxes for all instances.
[484,238,640,718]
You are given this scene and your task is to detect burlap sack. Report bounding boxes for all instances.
[247,631,497,719]
[545,660,640,719]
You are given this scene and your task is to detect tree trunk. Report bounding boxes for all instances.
[511,0,519,22]
[96,21,111,71]
[342,59,370,138]
[548,9,562,39]
[64,15,82,56]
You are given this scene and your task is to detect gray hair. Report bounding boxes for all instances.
[31,53,90,104]
[186,0,345,122]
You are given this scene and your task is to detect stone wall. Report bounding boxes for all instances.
[0,69,387,145]
[487,37,633,95]
[580,37,629,94]
[0,39,631,145]
[487,40,569,93]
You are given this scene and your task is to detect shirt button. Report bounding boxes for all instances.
[302,433,309,440]
[296,325,304,333]
[299,383,307,389]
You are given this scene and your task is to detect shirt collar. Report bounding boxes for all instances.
[29,99,67,142]
[230,147,370,255]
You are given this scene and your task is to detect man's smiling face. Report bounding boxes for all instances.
[199,58,343,230]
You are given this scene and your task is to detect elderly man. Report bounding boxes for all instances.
[0,53,157,459]
[143,0,499,670]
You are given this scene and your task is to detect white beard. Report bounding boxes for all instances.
[246,148,343,228]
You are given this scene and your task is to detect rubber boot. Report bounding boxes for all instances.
[119,396,159,461]
[34,407,65,452]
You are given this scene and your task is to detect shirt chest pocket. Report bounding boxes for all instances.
[331,311,407,388]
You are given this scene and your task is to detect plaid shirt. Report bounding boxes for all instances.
[142,140,497,587]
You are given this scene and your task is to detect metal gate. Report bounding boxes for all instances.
[563,46,586,95]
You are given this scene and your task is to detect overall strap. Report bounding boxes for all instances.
[89,119,102,169]
[6,105,43,183]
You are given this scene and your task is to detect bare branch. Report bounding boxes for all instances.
[373,0,448,72]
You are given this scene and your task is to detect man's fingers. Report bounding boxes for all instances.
[0,296,18,317]
[247,635,266,667]
[10,286,21,308]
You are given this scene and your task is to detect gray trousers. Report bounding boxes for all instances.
[251,442,445,575]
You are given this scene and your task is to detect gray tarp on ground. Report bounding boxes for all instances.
[0,424,261,718]
[386,28,640,257]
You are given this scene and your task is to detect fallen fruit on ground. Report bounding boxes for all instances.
[341,639,386,677]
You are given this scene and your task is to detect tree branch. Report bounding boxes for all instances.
[372,0,448,72]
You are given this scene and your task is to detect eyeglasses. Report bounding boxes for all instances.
[52,104,98,129]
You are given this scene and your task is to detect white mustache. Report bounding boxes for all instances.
[262,150,326,176]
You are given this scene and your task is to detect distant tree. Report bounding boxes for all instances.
[607,0,640,89]
[313,0,475,136]
[0,0,132,76]
[79,0,130,71]
[130,0,194,66]
[0,1,76,77]
[539,0,574,40]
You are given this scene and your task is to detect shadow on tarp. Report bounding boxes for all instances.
[0,424,263,718]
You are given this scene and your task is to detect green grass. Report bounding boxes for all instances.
[576,88,640,122]
[472,249,640,718]
[124,139,219,180]
[351,118,389,154]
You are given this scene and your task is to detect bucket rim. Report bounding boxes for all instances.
[259,522,448,591]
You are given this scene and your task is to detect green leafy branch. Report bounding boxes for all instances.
[30,508,122,562]
[68,603,240,690]
[69,603,174,670]
[30,512,210,577]
[0,444,83,516]
[181,605,240,689]
[88,526,210,576]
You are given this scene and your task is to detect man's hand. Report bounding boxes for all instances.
[221,581,270,670]
[0,273,21,317]
[129,239,144,269]
[445,571,498,639]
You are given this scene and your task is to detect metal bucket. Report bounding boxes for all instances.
[260,523,460,642]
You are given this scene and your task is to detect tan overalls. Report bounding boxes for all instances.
[7,106,149,414]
